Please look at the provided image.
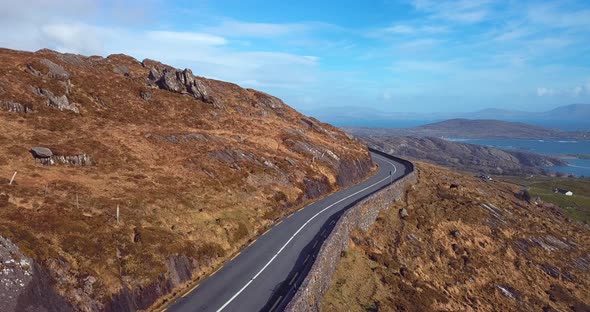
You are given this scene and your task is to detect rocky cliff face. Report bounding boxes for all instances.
[0,48,373,311]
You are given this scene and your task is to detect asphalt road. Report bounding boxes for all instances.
[167,151,409,312]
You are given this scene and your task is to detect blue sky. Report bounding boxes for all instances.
[1,0,590,115]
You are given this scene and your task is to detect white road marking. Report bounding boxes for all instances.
[214,155,397,312]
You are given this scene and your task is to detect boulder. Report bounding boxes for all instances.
[159,69,183,92]
[399,208,409,219]
[33,87,79,113]
[139,91,152,101]
[30,147,53,158]
[147,66,214,104]
[40,59,69,79]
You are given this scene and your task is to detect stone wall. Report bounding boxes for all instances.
[285,169,417,312]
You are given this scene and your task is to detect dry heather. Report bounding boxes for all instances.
[323,162,590,312]
[0,48,373,311]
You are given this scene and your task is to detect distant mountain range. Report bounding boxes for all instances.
[345,118,590,140]
[468,104,590,120]
[308,104,590,131]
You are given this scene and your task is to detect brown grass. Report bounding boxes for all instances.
[0,47,372,310]
[323,162,590,312]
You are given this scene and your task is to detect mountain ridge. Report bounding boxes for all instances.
[308,104,590,129]
[345,118,590,140]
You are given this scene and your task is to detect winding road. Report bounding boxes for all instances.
[166,150,410,312]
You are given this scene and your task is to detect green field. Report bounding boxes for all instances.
[500,176,590,223]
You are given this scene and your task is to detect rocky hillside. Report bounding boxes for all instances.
[364,136,566,175]
[0,48,373,311]
[345,119,590,140]
[415,119,573,139]
[323,162,590,312]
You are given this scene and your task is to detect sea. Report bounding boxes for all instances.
[447,138,590,177]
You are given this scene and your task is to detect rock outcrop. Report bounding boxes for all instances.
[1,100,32,113]
[30,146,91,166]
[39,154,92,166]
[1,236,74,312]
[31,87,78,113]
[146,65,213,104]
[27,58,70,80]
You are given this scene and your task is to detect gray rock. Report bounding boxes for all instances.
[30,147,53,158]
[38,154,92,166]
[285,157,297,166]
[140,91,152,101]
[112,65,130,76]
[33,87,79,113]
[147,66,214,104]
[0,236,34,312]
[399,208,409,219]
[39,59,70,80]
[57,53,86,66]
[148,67,162,81]
[450,229,461,238]
[159,69,183,92]
[1,101,32,113]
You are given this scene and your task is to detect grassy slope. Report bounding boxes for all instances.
[0,48,373,309]
[500,176,590,223]
[322,162,590,312]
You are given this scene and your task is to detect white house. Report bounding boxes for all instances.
[554,188,574,196]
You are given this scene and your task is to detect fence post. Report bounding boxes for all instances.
[9,171,17,185]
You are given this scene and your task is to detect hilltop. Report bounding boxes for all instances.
[345,119,589,140]
[323,162,590,312]
[0,48,373,311]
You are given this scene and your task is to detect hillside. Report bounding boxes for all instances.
[345,118,590,140]
[416,119,564,139]
[0,48,373,311]
[363,136,566,175]
[322,162,590,312]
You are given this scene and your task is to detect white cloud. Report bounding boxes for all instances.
[536,82,590,97]
[527,4,590,30]
[204,20,315,38]
[389,59,460,74]
[493,27,531,42]
[396,39,441,51]
[572,82,590,96]
[410,0,492,23]
[382,89,393,100]
[146,31,227,45]
[366,24,450,38]
[536,87,556,96]
[384,25,414,34]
